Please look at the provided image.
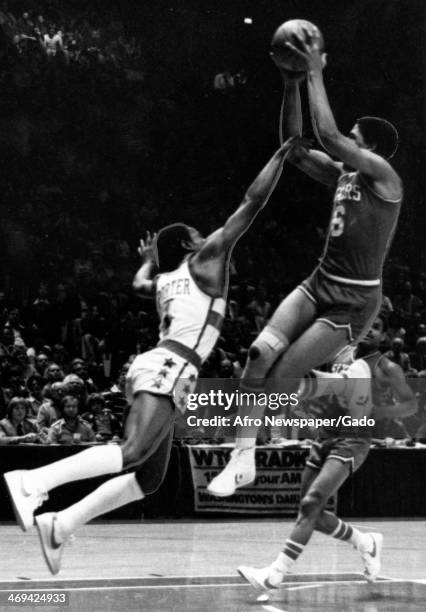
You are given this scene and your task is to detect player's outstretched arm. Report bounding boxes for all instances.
[286,31,400,193]
[276,68,341,187]
[132,232,157,295]
[198,138,295,261]
[373,359,417,420]
[274,65,304,141]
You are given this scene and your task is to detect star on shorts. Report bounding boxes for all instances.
[152,378,163,389]
[183,384,191,394]
[188,374,197,383]
[164,358,176,368]
[158,369,168,378]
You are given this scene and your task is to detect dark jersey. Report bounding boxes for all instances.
[359,350,392,409]
[319,172,401,283]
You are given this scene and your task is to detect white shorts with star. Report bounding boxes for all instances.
[125,347,199,414]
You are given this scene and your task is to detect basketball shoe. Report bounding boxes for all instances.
[4,470,48,531]
[238,563,284,591]
[358,532,383,582]
[207,447,255,497]
[35,513,65,575]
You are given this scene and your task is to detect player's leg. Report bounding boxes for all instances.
[120,392,173,468]
[51,423,174,544]
[207,288,317,497]
[312,441,382,582]
[313,508,383,582]
[269,319,349,385]
[35,427,174,574]
[238,458,350,591]
[299,358,373,420]
[4,392,173,530]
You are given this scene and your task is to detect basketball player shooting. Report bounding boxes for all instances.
[3,137,298,575]
[208,23,403,498]
[238,316,417,592]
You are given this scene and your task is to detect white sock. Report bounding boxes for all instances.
[272,551,296,574]
[349,528,373,551]
[234,401,266,450]
[298,370,346,400]
[23,445,123,493]
[55,473,143,542]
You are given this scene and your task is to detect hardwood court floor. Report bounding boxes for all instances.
[0,519,425,611]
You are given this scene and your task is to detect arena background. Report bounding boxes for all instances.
[0,0,424,299]
[0,1,426,610]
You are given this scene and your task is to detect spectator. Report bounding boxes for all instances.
[70,357,97,392]
[385,337,411,372]
[31,282,52,342]
[51,344,68,369]
[37,380,63,430]
[10,345,36,382]
[26,374,44,417]
[48,394,95,444]
[0,397,39,444]
[35,353,49,376]
[43,362,64,384]
[100,364,129,422]
[82,393,121,441]
[246,285,272,332]
[43,25,63,57]
[2,364,27,406]
[385,338,411,372]
[393,281,423,326]
[5,308,27,345]
[34,14,47,38]
[62,373,88,405]
[411,337,426,372]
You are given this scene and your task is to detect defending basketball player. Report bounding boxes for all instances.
[208,25,403,497]
[238,317,417,591]
[3,137,297,575]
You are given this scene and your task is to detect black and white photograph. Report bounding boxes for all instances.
[0,1,425,610]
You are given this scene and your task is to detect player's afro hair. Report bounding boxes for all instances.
[153,223,193,272]
[356,116,399,159]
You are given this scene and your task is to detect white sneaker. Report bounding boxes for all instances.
[359,532,383,583]
[238,564,283,591]
[207,448,256,497]
[4,470,48,531]
[35,513,64,575]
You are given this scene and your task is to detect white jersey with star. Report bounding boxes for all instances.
[155,259,226,363]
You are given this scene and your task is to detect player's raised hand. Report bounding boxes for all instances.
[280,135,313,155]
[270,53,306,83]
[138,231,157,262]
[285,28,327,73]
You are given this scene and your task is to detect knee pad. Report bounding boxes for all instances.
[300,490,323,518]
[243,327,289,382]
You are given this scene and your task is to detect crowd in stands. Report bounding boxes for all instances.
[0,2,143,75]
[1,260,426,446]
[0,3,424,446]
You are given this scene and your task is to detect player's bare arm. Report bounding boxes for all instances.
[286,31,402,200]
[191,138,297,299]
[132,231,157,295]
[201,138,296,257]
[276,66,341,187]
[373,359,417,419]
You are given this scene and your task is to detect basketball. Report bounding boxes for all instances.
[270,19,324,72]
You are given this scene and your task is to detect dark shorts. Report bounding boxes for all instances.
[306,437,371,474]
[298,267,382,342]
